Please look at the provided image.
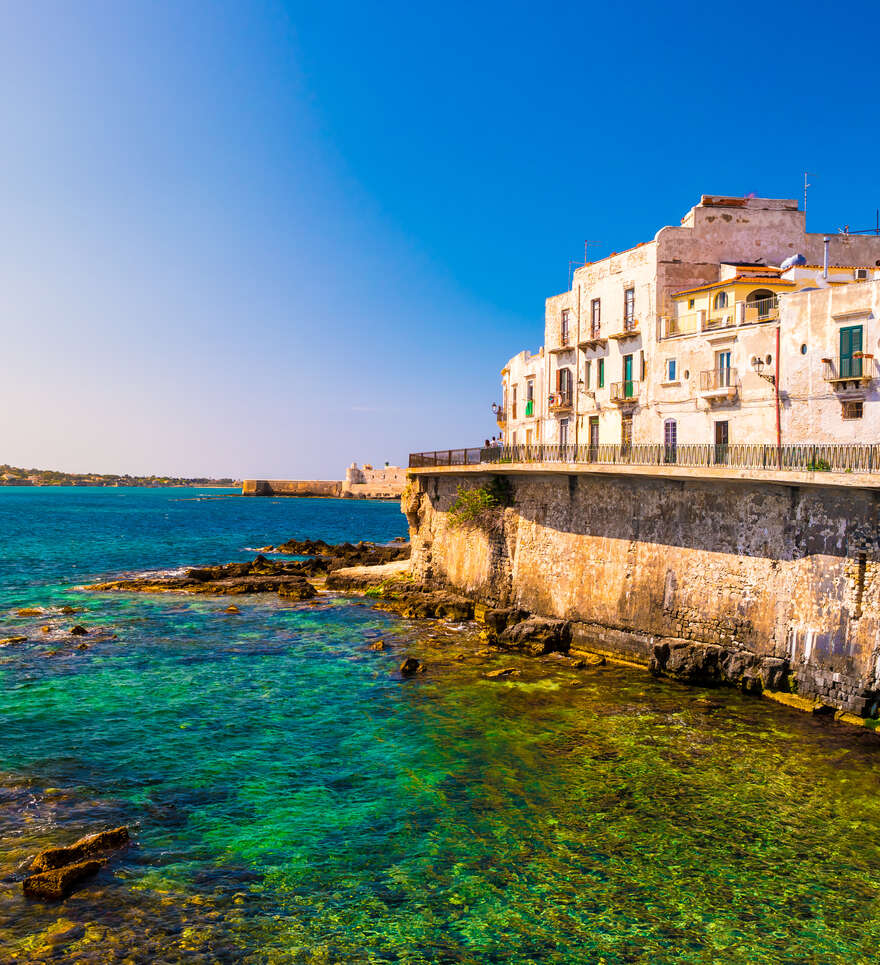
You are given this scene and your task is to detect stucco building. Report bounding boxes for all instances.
[497,195,880,448]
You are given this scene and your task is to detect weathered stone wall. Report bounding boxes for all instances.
[241,479,342,497]
[404,469,880,713]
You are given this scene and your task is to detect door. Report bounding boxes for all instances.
[664,419,677,463]
[840,325,863,379]
[525,378,535,417]
[589,416,599,459]
[714,420,729,464]
[559,418,569,447]
[623,354,634,397]
[716,350,732,388]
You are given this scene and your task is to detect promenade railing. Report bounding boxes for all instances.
[408,443,880,475]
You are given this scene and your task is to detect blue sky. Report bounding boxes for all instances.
[1,0,878,477]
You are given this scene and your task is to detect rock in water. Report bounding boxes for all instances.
[276,580,318,601]
[31,826,130,873]
[0,636,27,646]
[23,860,104,901]
[399,657,424,676]
[70,625,88,636]
[223,605,240,613]
[485,667,518,679]
[499,617,572,656]
[368,640,385,651]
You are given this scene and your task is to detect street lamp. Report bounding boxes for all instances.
[751,356,775,386]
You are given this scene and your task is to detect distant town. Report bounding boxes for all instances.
[0,464,239,488]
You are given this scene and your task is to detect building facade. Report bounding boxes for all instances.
[497,195,880,448]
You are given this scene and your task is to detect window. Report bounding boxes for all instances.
[621,414,633,449]
[598,358,605,388]
[840,325,864,379]
[624,288,635,330]
[665,358,677,381]
[623,354,634,397]
[664,419,677,462]
[714,291,728,310]
[688,298,695,309]
[640,350,645,381]
[588,416,599,452]
[561,309,570,345]
[557,367,573,401]
[843,400,864,420]
[526,379,534,402]
[512,385,517,421]
[714,421,729,463]
[591,298,601,337]
[584,359,591,389]
[560,418,569,446]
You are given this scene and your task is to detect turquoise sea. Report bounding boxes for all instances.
[2,487,880,963]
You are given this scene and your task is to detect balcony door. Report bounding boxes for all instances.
[840,325,863,379]
[716,350,732,388]
[663,419,677,463]
[589,416,599,453]
[714,420,729,464]
[623,354,634,397]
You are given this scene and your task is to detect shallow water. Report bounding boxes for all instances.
[2,488,880,963]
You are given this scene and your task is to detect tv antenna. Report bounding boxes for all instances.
[804,172,815,225]
[568,239,601,287]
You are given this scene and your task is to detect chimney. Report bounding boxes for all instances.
[823,236,830,279]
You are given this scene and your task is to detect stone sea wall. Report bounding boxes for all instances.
[403,469,880,714]
[241,479,343,497]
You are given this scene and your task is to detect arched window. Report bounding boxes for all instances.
[714,291,728,310]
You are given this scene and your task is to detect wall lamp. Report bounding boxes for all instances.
[751,356,775,386]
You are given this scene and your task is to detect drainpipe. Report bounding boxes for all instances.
[775,322,782,467]
[574,284,581,448]
[823,236,830,280]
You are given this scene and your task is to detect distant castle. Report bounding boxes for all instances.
[343,463,405,499]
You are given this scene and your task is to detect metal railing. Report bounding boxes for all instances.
[663,313,701,338]
[610,380,639,403]
[742,297,779,324]
[408,443,880,474]
[704,313,736,331]
[700,368,738,392]
[823,356,872,381]
[548,392,573,411]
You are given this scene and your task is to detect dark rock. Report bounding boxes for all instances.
[760,656,790,691]
[399,657,424,676]
[433,596,475,621]
[31,826,130,873]
[23,859,104,900]
[0,635,27,645]
[368,640,385,651]
[499,618,571,656]
[812,700,836,717]
[75,642,89,651]
[276,580,319,601]
[16,608,42,616]
[59,606,78,615]
[224,605,240,614]
[70,625,88,636]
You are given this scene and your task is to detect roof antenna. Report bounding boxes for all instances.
[804,171,815,227]
[569,239,601,287]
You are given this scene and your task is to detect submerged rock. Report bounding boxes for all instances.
[70,625,88,636]
[31,826,130,873]
[485,667,519,679]
[0,635,27,646]
[276,580,318,601]
[368,640,385,651]
[23,859,104,901]
[223,605,240,614]
[399,657,424,676]
[16,607,42,616]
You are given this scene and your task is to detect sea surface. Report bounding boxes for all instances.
[2,487,880,963]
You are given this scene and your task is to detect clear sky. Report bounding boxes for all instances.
[2,0,878,478]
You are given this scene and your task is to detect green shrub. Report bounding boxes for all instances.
[447,478,511,529]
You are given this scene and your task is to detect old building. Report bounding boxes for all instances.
[496,195,880,448]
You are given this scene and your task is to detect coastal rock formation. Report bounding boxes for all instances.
[271,539,409,569]
[498,618,572,656]
[650,640,790,694]
[399,657,424,676]
[31,826,130,873]
[23,826,130,901]
[88,556,318,600]
[23,860,104,901]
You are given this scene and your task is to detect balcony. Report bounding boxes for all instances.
[609,381,639,404]
[663,312,702,339]
[609,320,639,341]
[495,405,507,428]
[822,355,874,388]
[550,332,574,354]
[741,297,779,325]
[578,325,607,349]
[699,368,738,401]
[548,392,573,412]
[703,312,736,332]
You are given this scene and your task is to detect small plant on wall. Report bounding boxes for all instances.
[447,477,512,530]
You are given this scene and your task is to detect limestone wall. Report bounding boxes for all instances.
[404,468,880,713]
[241,479,342,497]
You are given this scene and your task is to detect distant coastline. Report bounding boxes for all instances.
[0,464,239,489]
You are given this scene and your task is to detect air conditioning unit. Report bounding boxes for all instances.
[855,268,869,281]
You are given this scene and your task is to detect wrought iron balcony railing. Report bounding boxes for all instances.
[408,443,880,474]
[610,380,639,403]
[822,356,873,383]
[699,368,738,393]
